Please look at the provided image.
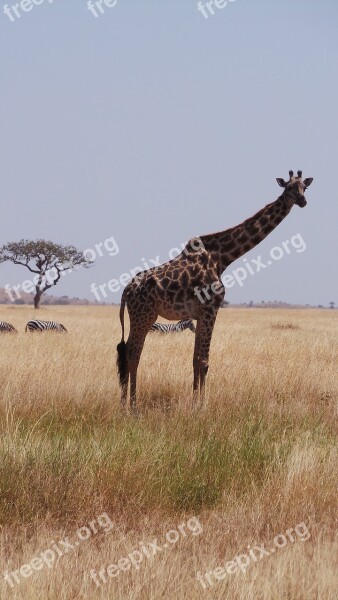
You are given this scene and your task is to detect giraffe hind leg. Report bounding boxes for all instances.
[120,367,129,409]
[127,314,157,415]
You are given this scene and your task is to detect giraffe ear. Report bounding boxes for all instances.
[276,178,286,188]
[303,177,313,188]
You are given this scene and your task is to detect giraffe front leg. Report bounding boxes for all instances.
[192,323,201,410]
[198,309,218,409]
[199,360,209,408]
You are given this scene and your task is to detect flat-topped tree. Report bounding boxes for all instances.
[0,239,92,308]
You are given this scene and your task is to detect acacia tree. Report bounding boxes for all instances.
[0,239,93,309]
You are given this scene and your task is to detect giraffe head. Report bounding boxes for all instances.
[276,170,313,208]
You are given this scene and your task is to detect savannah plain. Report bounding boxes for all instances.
[0,305,337,600]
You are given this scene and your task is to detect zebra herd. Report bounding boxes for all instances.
[0,318,196,335]
[0,321,18,333]
[0,320,67,333]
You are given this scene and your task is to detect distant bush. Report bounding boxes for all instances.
[52,297,70,305]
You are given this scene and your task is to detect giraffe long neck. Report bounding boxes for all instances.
[200,193,294,274]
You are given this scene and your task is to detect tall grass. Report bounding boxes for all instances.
[0,306,337,599]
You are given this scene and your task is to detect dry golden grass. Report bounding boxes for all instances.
[0,305,337,599]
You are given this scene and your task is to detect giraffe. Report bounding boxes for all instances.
[117,170,313,413]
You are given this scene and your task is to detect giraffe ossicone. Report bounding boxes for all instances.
[116,171,313,414]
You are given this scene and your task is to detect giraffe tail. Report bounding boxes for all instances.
[116,288,128,387]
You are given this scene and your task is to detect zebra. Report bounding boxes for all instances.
[0,321,17,333]
[25,320,67,333]
[149,319,196,334]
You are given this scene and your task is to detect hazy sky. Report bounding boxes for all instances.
[1,0,337,306]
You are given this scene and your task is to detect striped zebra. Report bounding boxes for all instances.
[0,321,17,333]
[150,319,196,334]
[25,320,67,333]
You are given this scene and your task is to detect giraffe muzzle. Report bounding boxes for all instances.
[296,197,307,208]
